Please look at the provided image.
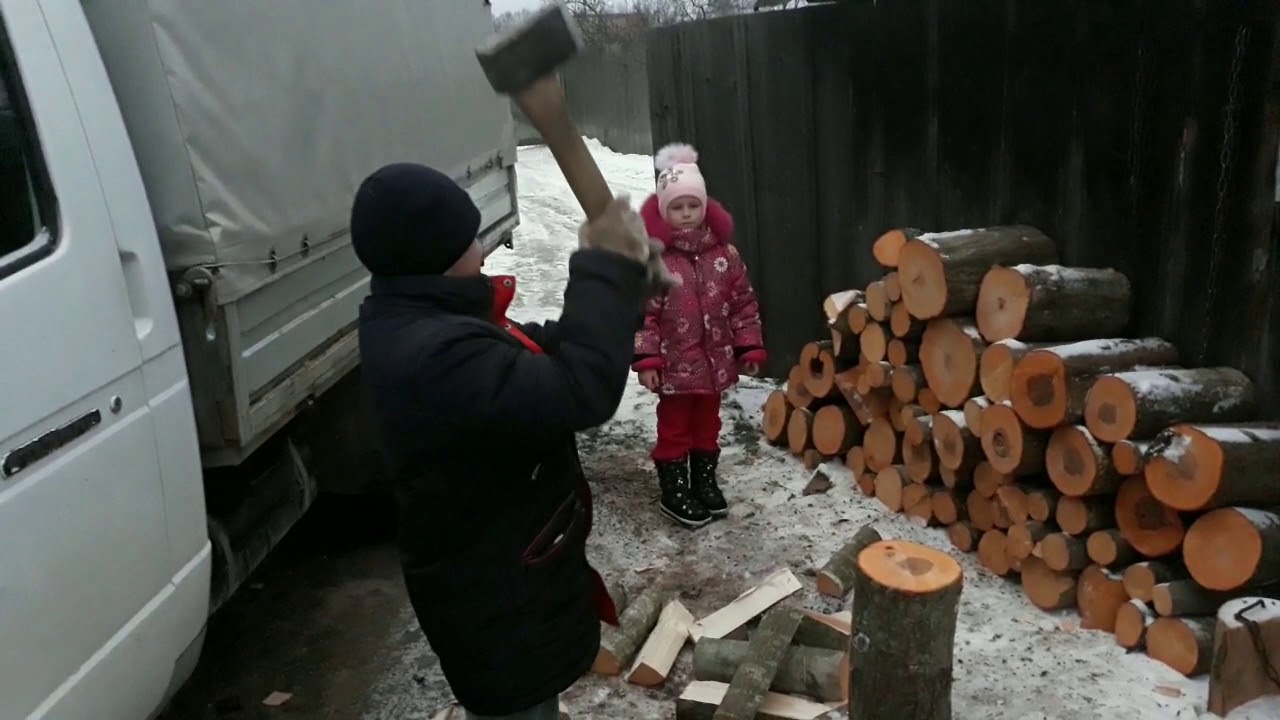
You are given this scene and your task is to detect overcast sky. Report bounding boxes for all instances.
[489,0,546,14]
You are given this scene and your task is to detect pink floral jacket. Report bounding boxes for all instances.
[632,194,766,395]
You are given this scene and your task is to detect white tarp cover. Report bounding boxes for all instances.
[81,0,513,300]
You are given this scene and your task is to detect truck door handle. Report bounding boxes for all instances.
[118,249,154,342]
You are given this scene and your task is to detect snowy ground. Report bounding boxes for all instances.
[364,140,1260,719]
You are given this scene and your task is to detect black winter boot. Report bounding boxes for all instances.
[689,449,728,518]
[656,457,712,529]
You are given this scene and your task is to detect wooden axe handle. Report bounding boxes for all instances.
[514,75,615,221]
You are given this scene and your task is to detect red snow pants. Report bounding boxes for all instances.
[652,393,722,461]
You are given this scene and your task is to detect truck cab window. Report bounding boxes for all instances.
[0,24,56,278]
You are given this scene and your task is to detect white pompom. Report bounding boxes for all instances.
[654,142,699,171]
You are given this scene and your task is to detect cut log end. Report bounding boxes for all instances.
[920,318,985,408]
[800,341,838,399]
[978,529,1015,576]
[1112,439,1153,476]
[1122,561,1189,603]
[815,525,883,598]
[980,401,1046,476]
[1115,475,1185,559]
[1085,368,1258,444]
[933,410,980,472]
[979,340,1038,404]
[874,466,910,513]
[948,522,981,552]
[1040,532,1091,572]
[1083,374,1141,444]
[858,539,963,595]
[812,405,862,457]
[873,228,913,268]
[1077,564,1130,631]
[1147,617,1216,677]
[786,408,814,456]
[1145,424,1280,512]
[1046,425,1121,497]
[1008,349,1069,430]
[762,390,793,445]
[1055,495,1116,537]
[1086,529,1140,568]
[1021,555,1078,611]
[1184,507,1280,592]
[1114,599,1156,649]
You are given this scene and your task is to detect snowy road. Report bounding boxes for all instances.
[164,140,1259,720]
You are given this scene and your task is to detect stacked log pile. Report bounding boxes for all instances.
[767,225,1280,681]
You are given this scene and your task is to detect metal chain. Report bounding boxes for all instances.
[1234,599,1280,690]
[1200,26,1250,364]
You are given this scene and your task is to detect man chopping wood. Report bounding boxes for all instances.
[352,162,656,719]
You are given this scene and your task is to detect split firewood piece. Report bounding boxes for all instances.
[917,387,942,414]
[855,472,877,497]
[1184,507,1280,591]
[1114,599,1157,650]
[1077,564,1130,632]
[811,405,862,456]
[948,522,982,552]
[676,680,840,720]
[690,569,802,643]
[799,341,840,400]
[1111,439,1154,476]
[1083,367,1256,444]
[1038,532,1091,572]
[884,272,902,302]
[1009,338,1181,430]
[889,301,924,340]
[815,524,884,598]
[931,489,967,525]
[1086,529,1142,568]
[887,338,920,367]
[1146,616,1216,677]
[932,410,982,474]
[865,280,892,323]
[712,607,805,720]
[849,540,963,720]
[762,391,793,446]
[1007,521,1051,561]
[785,366,816,410]
[822,289,865,325]
[981,401,1050,476]
[902,484,937,526]
[1144,422,1280,512]
[1045,425,1122,496]
[979,339,1051,403]
[897,225,1059,320]
[872,227,920,269]
[1026,486,1063,523]
[693,639,848,702]
[786,408,814,456]
[972,461,1013,498]
[860,323,890,364]
[978,529,1016,576]
[891,365,924,403]
[1114,476,1185,558]
[794,609,851,651]
[903,432,939,484]
[595,587,670,675]
[1207,597,1280,716]
[1055,495,1116,536]
[1153,579,1280,617]
[874,466,910,513]
[1122,560,1189,603]
[626,600,695,686]
[842,385,892,426]
[863,418,901,472]
[919,318,986,408]
[1021,555,1078,611]
[974,264,1132,343]
[963,396,992,436]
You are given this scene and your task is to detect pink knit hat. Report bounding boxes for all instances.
[654,142,707,219]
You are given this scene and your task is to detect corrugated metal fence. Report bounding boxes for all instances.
[646,0,1280,414]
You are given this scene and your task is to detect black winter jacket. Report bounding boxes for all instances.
[357,249,646,714]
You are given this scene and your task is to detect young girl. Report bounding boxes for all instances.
[633,143,765,529]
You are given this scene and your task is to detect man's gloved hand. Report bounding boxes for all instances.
[579,195,679,296]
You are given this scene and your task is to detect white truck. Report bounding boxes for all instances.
[0,2,519,717]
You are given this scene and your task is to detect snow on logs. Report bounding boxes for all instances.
[764,224,1280,683]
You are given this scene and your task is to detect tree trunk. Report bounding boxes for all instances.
[1045,425,1123,497]
[1184,507,1280,591]
[1153,579,1280,617]
[1208,597,1280,716]
[1147,616,1216,676]
[1086,529,1142,568]
[712,607,805,720]
[948,522,981,552]
[1055,495,1116,536]
[815,524,883,598]
[692,639,847,702]
[920,318,986,408]
[1121,560,1189,603]
[1039,532,1092,572]
[1111,438,1154,476]
[1115,476,1185,558]
[1009,338,1181,429]
[812,405,863,456]
[1114,599,1157,650]
[980,340,1052,403]
[1144,422,1280,511]
[849,540,963,720]
[980,401,1051,476]
[1077,564,1131,632]
[975,264,1132,343]
[1084,367,1257,443]
[897,225,1059,320]
[596,587,670,675]
[932,410,982,474]
[1021,555,1078,611]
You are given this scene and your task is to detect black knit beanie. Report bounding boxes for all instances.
[350,162,481,276]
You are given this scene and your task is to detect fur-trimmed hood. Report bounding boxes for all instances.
[640,193,735,248]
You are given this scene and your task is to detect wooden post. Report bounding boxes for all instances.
[849,540,963,720]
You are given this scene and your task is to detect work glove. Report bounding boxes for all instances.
[579,195,680,296]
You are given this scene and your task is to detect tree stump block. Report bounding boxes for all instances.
[849,540,963,720]
[1208,597,1280,717]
